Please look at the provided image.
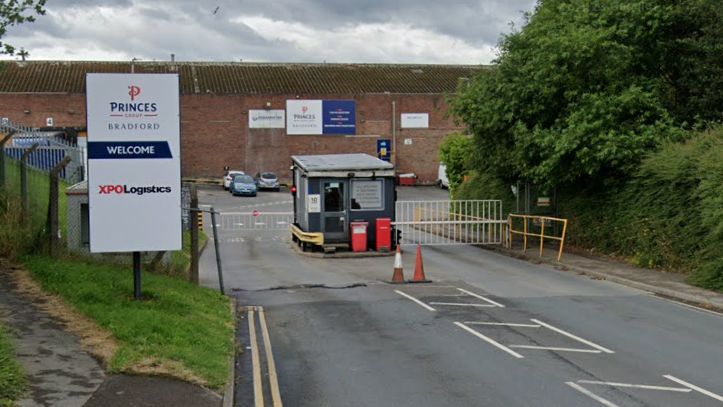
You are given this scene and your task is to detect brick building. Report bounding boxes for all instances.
[0,61,480,182]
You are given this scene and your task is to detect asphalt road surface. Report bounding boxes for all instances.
[199,185,723,407]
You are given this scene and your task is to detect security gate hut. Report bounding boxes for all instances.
[290,153,396,253]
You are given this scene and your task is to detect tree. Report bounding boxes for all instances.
[0,0,46,55]
[438,132,473,192]
[447,0,723,188]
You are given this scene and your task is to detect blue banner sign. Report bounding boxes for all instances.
[322,100,356,135]
[88,141,173,159]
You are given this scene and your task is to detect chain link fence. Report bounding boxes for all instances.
[1,120,84,258]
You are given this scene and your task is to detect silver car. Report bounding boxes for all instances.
[254,172,280,191]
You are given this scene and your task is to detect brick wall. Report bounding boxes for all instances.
[0,92,465,182]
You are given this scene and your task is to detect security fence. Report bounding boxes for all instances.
[393,200,506,246]
[1,120,84,258]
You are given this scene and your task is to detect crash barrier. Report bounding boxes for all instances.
[393,200,506,246]
[507,214,568,261]
[290,224,324,246]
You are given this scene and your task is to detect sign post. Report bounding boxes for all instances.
[86,73,182,299]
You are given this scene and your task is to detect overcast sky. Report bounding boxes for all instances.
[1,0,537,64]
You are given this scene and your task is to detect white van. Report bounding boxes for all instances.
[437,163,449,189]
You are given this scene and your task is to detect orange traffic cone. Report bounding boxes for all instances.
[391,245,405,283]
[409,245,431,283]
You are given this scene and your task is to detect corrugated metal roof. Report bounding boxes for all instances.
[0,61,482,95]
[293,153,394,171]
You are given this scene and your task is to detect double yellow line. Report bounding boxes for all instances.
[248,306,283,407]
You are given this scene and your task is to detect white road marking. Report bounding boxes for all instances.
[395,290,436,311]
[648,294,723,318]
[255,222,266,225]
[531,319,615,354]
[454,322,524,359]
[509,345,602,353]
[665,375,723,402]
[577,380,691,393]
[464,322,541,328]
[457,288,505,307]
[566,382,621,407]
[429,302,496,307]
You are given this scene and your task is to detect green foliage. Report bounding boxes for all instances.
[21,254,234,388]
[438,132,473,192]
[0,0,46,55]
[558,126,723,291]
[449,0,723,188]
[0,324,27,406]
[454,170,517,216]
[0,157,67,259]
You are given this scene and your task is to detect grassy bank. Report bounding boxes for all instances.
[21,255,234,388]
[0,324,26,407]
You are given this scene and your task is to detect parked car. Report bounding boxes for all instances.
[222,170,245,190]
[437,163,449,189]
[230,174,258,197]
[254,172,280,191]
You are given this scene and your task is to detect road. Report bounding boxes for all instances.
[198,185,723,407]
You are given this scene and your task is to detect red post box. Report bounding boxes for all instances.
[376,218,391,252]
[350,221,368,252]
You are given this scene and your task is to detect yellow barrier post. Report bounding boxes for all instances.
[523,216,528,253]
[558,219,568,262]
[539,218,545,257]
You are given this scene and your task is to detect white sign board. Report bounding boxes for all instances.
[351,180,383,210]
[308,194,321,213]
[86,73,181,253]
[401,113,429,128]
[286,100,323,134]
[249,109,285,128]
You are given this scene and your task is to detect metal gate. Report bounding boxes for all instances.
[219,211,294,231]
[393,200,506,245]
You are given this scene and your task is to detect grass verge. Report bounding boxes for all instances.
[0,324,27,407]
[20,254,234,389]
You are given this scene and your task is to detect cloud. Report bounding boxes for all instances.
[0,0,536,63]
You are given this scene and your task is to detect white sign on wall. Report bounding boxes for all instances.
[308,194,321,213]
[401,113,429,128]
[86,73,182,253]
[286,100,323,134]
[249,109,285,128]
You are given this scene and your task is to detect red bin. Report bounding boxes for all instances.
[375,218,391,252]
[350,221,368,252]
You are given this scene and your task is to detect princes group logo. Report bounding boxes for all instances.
[294,105,315,120]
[128,85,141,101]
[109,84,158,119]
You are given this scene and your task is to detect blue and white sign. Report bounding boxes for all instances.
[377,139,391,162]
[249,109,285,129]
[86,73,182,253]
[322,100,356,135]
[287,99,356,135]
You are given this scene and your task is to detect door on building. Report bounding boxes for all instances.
[322,180,348,241]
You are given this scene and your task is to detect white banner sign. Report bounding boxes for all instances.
[401,113,429,128]
[249,109,285,128]
[86,73,182,253]
[286,100,322,135]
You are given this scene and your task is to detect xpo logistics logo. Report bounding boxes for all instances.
[99,184,172,196]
